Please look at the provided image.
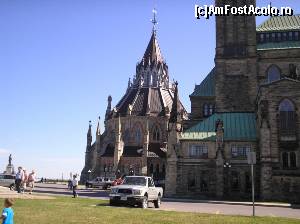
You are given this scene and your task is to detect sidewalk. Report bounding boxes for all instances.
[163,197,294,208]
[0,186,54,199]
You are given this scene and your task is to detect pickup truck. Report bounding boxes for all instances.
[109,176,163,209]
[86,177,114,189]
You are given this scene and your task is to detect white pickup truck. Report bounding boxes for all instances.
[109,176,163,209]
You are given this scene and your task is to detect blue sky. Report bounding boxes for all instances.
[0,0,299,178]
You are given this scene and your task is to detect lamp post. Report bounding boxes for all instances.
[223,162,231,195]
[104,167,108,180]
[247,152,256,217]
[87,170,92,181]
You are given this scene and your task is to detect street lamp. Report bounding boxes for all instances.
[104,167,108,180]
[87,170,92,181]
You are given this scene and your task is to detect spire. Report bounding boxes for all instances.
[86,120,92,148]
[143,30,164,65]
[96,116,101,136]
[105,95,112,121]
[151,8,158,32]
[142,8,164,65]
[169,81,180,123]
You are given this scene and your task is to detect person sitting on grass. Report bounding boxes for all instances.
[1,198,14,224]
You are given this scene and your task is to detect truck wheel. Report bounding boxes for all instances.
[140,196,148,209]
[154,195,161,208]
[109,199,116,206]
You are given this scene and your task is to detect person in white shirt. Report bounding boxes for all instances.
[15,167,24,193]
[72,175,79,198]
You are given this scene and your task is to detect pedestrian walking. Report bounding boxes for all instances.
[27,170,36,194]
[1,198,14,224]
[22,169,28,193]
[72,175,78,198]
[15,167,24,193]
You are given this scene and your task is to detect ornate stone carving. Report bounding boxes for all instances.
[289,64,297,79]
[260,100,270,128]
[215,119,224,149]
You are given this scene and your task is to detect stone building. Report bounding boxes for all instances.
[81,27,187,183]
[166,0,300,202]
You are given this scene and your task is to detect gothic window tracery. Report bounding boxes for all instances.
[203,104,209,117]
[282,152,289,169]
[135,127,142,145]
[231,171,240,191]
[279,99,295,133]
[290,152,297,168]
[152,125,160,141]
[267,65,281,83]
[123,129,130,144]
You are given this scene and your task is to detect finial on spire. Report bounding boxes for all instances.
[151,8,158,32]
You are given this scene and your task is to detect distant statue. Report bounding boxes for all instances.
[215,119,224,148]
[8,154,12,165]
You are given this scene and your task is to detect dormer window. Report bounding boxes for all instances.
[271,33,276,41]
[295,32,299,41]
[203,104,209,117]
[289,32,293,40]
[282,32,287,41]
[277,32,281,41]
[260,33,264,42]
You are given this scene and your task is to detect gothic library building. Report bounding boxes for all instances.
[82,1,300,202]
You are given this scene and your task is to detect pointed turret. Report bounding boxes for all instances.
[95,116,101,155]
[86,120,92,150]
[105,95,112,121]
[169,81,181,124]
[143,30,164,65]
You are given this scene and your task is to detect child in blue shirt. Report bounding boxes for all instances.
[1,198,14,224]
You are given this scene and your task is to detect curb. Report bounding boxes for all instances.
[162,198,293,208]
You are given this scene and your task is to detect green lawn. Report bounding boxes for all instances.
[2,197,299,224]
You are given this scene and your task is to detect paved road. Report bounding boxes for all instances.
[33,183,300,219]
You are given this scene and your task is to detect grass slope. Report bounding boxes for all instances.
[1,197,299,224]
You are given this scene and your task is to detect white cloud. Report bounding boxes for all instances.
[0,148,10,156]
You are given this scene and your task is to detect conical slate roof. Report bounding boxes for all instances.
[143,31,164,64]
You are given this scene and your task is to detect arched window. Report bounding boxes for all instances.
[155,164,160,174]
[279,99,295,132]
[231,171,240,191]
[152,126,160,141]
[135,127,142,145]
[282,152,289,169]
[209,104,214,115]
[110,131,115,142]
[203,104,209,117]
[150,164,154,174]
[267,65,281,83]
[290,152,297,168]
[162,164,166,174]
[123,129,130,144]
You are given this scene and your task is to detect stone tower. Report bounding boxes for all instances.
[215,0,258,112]
[165,82,183,196]
[80,121,94,183]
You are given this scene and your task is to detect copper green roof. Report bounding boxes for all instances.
[256,15,300,32]
[190,68,215,97]
[257,41,300,50]
[181,113,257,141]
